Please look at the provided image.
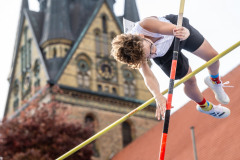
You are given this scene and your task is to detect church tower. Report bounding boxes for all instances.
[40,0,74,79]
[4,0,158,159]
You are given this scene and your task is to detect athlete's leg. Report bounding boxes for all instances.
[192,39,219,75]
[183,67,203,102]
[191,39,230,104]
[184,67,230,119]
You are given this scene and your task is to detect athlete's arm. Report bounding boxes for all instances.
[140,17,190,40]
[139,61,166,120]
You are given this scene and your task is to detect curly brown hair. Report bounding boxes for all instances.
[111,34,145,69]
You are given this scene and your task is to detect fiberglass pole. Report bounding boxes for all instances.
[158,0,185,159]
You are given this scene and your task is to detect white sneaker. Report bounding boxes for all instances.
[197,103,230,119]
[204,76,230,104]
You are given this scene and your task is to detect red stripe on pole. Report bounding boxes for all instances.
[170,60,177,79]
[159,133,168,160]
[166,94,173,110]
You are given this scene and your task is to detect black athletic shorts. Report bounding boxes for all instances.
[153,14,204,80]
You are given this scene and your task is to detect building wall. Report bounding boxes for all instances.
[55,91,158,160]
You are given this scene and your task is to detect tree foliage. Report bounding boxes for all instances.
[0,100,93,160]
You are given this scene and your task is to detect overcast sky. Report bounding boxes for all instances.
[0,0,239,120]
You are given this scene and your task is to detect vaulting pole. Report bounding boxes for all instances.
[55,41,240,159]
[158,0,185,159]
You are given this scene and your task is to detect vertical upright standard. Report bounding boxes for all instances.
[159,0,185,159]
[190,126,198,160]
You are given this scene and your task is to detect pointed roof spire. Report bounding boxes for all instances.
[40,0,74,46]
[21,0,29,11]
[123,0,140,22]
[38,0,47,12]
[106,0,116,11]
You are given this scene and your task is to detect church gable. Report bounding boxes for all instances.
[5,18,49,117]
[58,2,152,101]
[58,2,121,92]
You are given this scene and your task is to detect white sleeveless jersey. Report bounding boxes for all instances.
[130,17,174,58]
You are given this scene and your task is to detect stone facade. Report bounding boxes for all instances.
[54,89,158,160]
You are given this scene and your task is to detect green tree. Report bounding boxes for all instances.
[0,100,93,160]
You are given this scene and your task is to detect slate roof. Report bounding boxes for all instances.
[40,0,74,45]
[124,0,140,22]
[26,10,44,43]
[112,65,240,160]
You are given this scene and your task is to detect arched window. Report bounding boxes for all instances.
[84,114,100,157]
[101,15,109,56]
[27,39,32,69]
[13,79,19,96]
[24,27,28,69]
[101,15,108,33]
[98,84,102,92]
[122,122,132,147]
[33,59,41,92]
[77,59,90,88]
[76,54,92,89]
[65,48,69,53]
[21,46,26,73]
[112,87,117,94]
[123,69,136,97]
[85,115,94,126]
[13,79,19,112]
[13,98,19,112]
[53,48,57,58]
[94,28,101,56]
[21,27,32,72]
